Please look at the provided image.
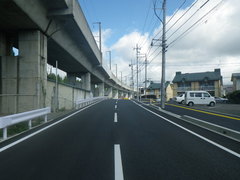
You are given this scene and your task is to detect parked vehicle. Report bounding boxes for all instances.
[173,94,185,104]
[185,91,216,106]
[214,97,228,103]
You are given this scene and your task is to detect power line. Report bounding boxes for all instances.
[137,0,153,45]
[166,0,199,34]
[166,0,187,26]
[168,0,226,48]
[167,0,210,41]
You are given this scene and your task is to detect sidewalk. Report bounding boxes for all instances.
[166,99,240,117]
[47,109,76,121]
[191,103,240,117]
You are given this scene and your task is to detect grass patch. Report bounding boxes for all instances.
[0,117,45,140]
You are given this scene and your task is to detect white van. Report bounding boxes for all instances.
[173,93,185,104]
[184,91,216,106]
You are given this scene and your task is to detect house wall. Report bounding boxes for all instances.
[191,82,199,91]
[173,83,178,96]
[214,80,221,97]
[173,80,222,97]
[233,77,240,91]
[166,85,173,101]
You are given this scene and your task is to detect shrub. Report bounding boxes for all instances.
[227,90,240,104]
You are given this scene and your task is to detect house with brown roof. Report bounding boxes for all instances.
[172,69,223,97]
[145,81,173,101]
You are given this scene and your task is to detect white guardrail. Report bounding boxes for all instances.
[0,107,51,140]
[75,96,108,109]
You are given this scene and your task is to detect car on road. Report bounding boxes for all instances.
[185,91,216,106]
[214,97,228,103]
[173,94,185,104]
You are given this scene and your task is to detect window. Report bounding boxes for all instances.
[190,93,194,97]
[195,93,202,97]
[204,93,210,97]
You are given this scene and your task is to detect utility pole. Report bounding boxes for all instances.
[54,61,59,112]
[153,0,167,109]
[145,55,148,96]
[161,0,167,109]
[134,44,141,101]
[129,59,134,90]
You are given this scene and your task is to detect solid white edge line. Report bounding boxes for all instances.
[114,112,118,123]
[132,100,240,158]
[0,101,102,153]
[114,144,124,180]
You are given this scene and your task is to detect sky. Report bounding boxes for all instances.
[78,0,240,86]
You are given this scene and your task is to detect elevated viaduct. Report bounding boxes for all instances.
[0,0,134,114]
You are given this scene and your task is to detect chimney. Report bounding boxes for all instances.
[214,69,220,74]
[176,71,181,75]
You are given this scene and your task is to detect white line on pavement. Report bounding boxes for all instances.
[114,144,124,180]
[115,105,117,109]
[0,101,102,153]
[114,112,118,123]
[132,101,240,158]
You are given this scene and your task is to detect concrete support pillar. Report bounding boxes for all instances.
[18,30,47,112]
[119,91,123,99]
[91,84,96,97]
[128,92,133,99]
[1,56,19,114]
[1,30,47,114]
[67,73,76,108]
[113,89,118,99]
[0,32,6,55]
[105,87,112,98]
[81,72,91,98]
[67,73,76,85]
[98,83,104,97]
[82,72,91,91]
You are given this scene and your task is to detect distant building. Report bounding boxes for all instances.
[231,73,240,91]
[223,85,233,96]
[145,81,173,101]
[172,69,223,97]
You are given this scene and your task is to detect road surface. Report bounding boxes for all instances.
[0,99,239,180]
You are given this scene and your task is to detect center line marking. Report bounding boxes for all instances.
[114,144,124,180]
[114,112,118,123]
[115,105,117,109]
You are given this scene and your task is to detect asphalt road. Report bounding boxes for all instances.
[0,99,239,180]
[164,103,240,131]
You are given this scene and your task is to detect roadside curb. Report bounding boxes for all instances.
[181,115,240,142]
[140,101,240,142]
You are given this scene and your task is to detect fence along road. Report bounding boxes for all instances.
[0,99,239,180]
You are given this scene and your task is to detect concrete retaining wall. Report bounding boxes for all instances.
[46,80,90,111]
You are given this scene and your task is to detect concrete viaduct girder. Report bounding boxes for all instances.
[0,0,134,114]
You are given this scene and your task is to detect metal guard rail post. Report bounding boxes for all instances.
[0,107,51,140]
[75,97,108,109]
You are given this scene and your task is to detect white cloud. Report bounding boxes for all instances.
[101,0,240,87]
